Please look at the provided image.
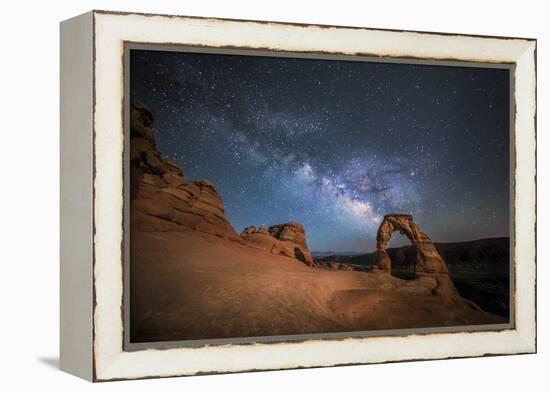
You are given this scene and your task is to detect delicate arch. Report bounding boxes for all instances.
[375,214,449,274]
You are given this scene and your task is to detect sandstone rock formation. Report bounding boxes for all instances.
[129,103,501,342]
[268,222,309,251]
[240,222,314,266]
[130,102,241,242]
[375,214,449,273]
[240,226,257,235]
[131,101,313,265]
[374,214,467,302]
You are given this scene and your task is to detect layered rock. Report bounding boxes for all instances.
[130,102,241,241]
[374,214,465,302]
[241,226,257,235]
[268,222,309,251]
[131,101,314,266]
[375,214,449,273]
[240,222,314,266]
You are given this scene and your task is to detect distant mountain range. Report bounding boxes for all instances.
[311,251,362,257]
[314,237,510,318]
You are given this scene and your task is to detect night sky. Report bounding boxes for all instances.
[130,49,510,253]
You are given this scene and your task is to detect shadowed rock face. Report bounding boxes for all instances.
[376,214,449,274]
[240,222,314,266]
[268,222,309,250]
[130,101,242,241]
[269,222,313,266]
[241,226,257,235]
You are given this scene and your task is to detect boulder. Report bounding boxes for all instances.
[268,222,309,251]
[240,226,257,235]
[241,222,314,266]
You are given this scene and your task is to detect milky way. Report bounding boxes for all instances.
[130,49,510,252]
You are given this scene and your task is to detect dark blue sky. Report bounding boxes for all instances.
[130,49,510,252]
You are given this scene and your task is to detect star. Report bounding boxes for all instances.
[130,49,510,251]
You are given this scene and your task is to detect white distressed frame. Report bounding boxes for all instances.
[62,10,536,381]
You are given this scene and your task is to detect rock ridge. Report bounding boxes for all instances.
[131,101,313,265]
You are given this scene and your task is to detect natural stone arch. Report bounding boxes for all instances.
[375,214,449,274]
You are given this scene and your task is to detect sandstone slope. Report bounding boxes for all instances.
[130,102,506,343]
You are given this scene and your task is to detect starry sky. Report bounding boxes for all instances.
[130,49,510,253]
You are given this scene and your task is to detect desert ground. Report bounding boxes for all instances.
[315,237,511,318]
[129,101,507,343]
[130,229,504,342]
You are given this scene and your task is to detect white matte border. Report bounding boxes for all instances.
[92,11,536,381]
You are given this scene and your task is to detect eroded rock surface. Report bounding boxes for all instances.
[375,214,449,274]
[268,222,309,251]
[374,214,466,302]
[240,222,314,266]
[240,226,257,235]
[130,102,241,241]
[131,101,313,265]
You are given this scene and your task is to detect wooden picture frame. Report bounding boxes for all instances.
[60,10,536,381]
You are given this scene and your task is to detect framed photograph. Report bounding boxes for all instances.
[60,10,536,381]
